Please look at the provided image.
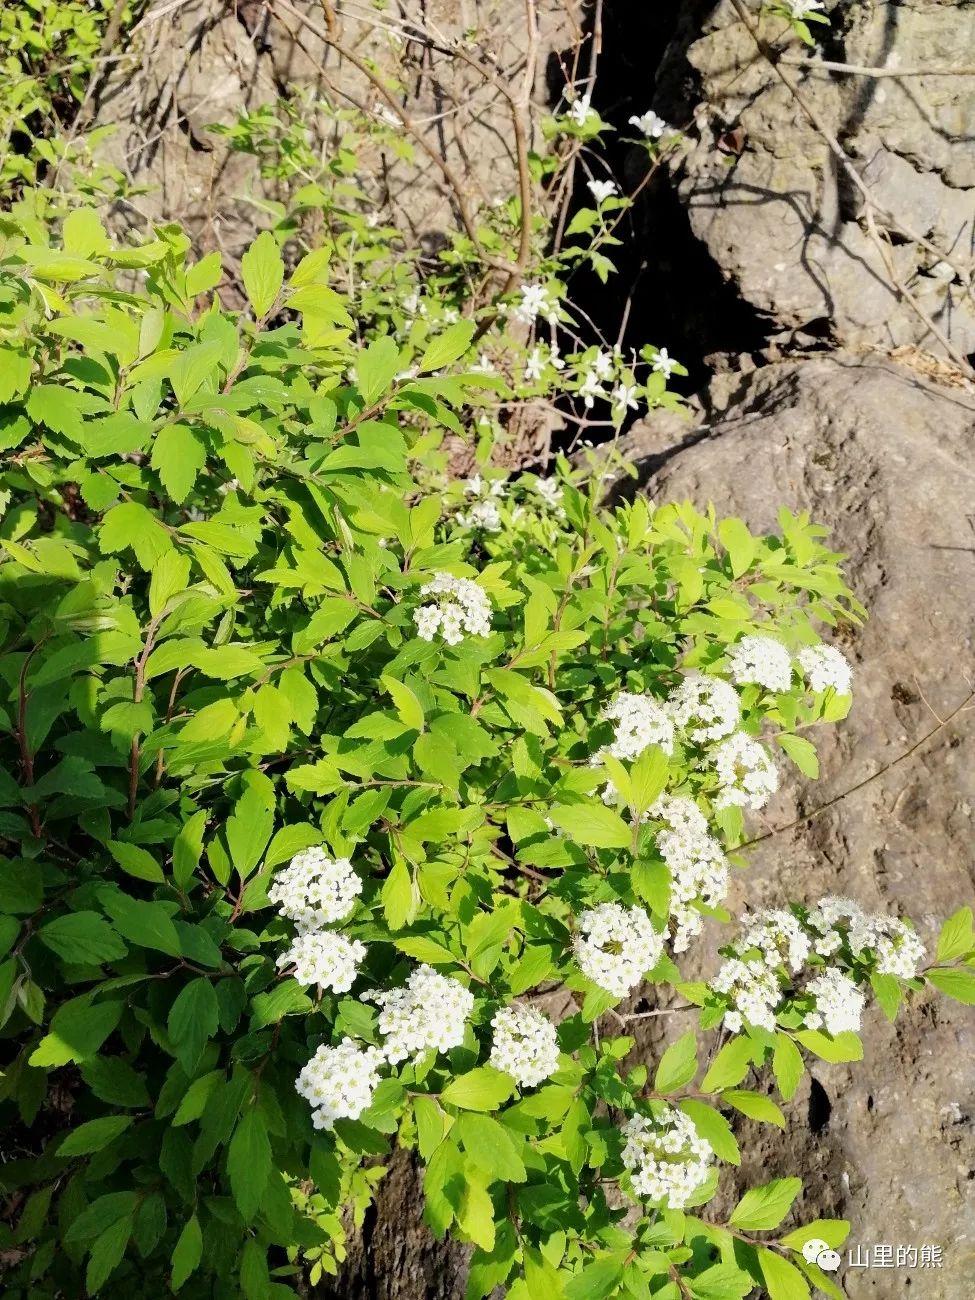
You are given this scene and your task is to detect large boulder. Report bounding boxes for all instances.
[656,0,975,358]
[620,354,975,1298]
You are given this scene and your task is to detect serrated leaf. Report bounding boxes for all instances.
[241,230,284,318]
[729,1177,802,1231]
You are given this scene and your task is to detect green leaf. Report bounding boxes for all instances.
[779,1220,849,1251]
[170,1214,203,1291]
[228,1108,271,1221]
[168,978,219,1075]
[81,1057,150,1109]
[107,841,165,884]
[86,1215,133,1294]
[548,803,631,848]
[729,1177,802,1231]
[936,907,974,962]
[758,1249,811,1300]
[654,1030,698,1094]
[701,1036,755,1092]
[772,1033,804,1101]
[718,517,757,577]
[419,321,476,372]
[150,424,206,503]
[687,1262,756,1300]
[441,1067,515,1112]
[38,912,126,965]
[457,1171,495,1252]
[455,1113,526,1183]
[59,1115,133,1156]
[563,1252,628,1300]
[101,894,181,955]
[30,1000,123,1067]
[172,810,207,888]
[794,1029,862,1062]
[724,1089,785,1128]
[241,230,284,318]
[677,1100,740,1166]
[355,336,401,405]
[778,734,819,779]
[382,675,425,730]
[99,502,172,569]
[382,858,416,930]
[927,967,975,1004]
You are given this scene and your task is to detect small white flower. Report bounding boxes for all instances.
[790,0,825,19]
[712,732,779,811]
[651,347,678,379]
[668,674,741,744]
[534,477,564,509]
[489,1005,560,1088]
[574,902,664,998]
[511,283,552,326]
[611,383,639,416]
[578,368,607,409]
[567,96,595,128]
[629,110,669,140]
[456,499,502,532]
[587,179,619,205]
[621,1107,712,1208]
[602,691,676,761]
[268,849,362,932]
[296,1038,384,1130]
[798,643,854,695]
[711,956,782,1032]
[277,929,367,993]
[413,571,493,644]
[366,964,474,1064]
[728,635,793,693]
[805,967,864,1035]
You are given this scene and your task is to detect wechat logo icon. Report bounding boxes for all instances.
[802,1239,841,1272]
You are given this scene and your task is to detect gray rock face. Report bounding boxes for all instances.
[92,0,579,262]
[658,0,975,357]
[622,355,975,1299]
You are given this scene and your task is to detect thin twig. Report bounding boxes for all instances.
[742,687,975,849]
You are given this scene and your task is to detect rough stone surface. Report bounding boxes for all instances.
[620,355,975,1299]
[92,0,580,263]
[655,0,975,357]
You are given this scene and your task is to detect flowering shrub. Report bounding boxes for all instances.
[0,202,974,1300]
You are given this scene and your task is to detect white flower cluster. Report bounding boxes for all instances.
[366,964,475,1064]
[652,795,730,953]
[728,635,793,693]
[711,956,783,1034]
[296,1038,384,1130]
[805,968,865,1036]
[268,848,363,933]
[524,340,564,383]
[276,929,367,993]
[603,691,676,761]
[511,282,558,326]
[489,1005,560,1088]
[534,477,564,511]
[797,643,854,695]
[668,674,741,743]
[737,908,811,974]
[455,473,505,533]
[574,902,664,998]
[621,1107,712,1207]
[806,897,925,979]
[712,897,924,1037]
[629,110,669,140]
[413,571,492,645]
[712,732,779,811]
[790,0,825,19]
